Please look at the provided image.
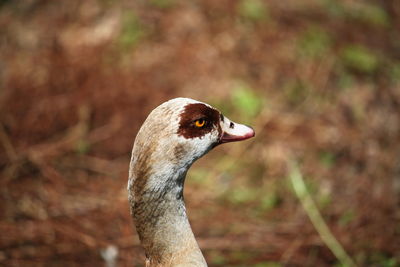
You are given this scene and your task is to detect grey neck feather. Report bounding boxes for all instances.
[128,161,207,267]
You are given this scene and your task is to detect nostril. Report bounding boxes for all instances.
[229,122,234,129]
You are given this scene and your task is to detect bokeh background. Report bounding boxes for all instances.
[1,0,399,266]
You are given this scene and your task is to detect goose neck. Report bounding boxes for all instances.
[128,165,207,266]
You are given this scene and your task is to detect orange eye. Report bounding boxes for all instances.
[194,119,206,128]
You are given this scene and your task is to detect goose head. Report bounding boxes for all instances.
[130,98,254,173]
[128,97,254,266]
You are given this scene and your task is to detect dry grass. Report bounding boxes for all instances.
[1,0,399,266]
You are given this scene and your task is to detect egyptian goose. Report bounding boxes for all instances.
[128,98,255,266]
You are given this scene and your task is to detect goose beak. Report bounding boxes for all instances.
[219,115,255,144]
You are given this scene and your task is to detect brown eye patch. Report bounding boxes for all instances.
[177,103,221,139]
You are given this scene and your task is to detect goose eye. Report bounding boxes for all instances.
[194,119,206,128]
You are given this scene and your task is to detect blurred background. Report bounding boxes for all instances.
[1,0,399,266]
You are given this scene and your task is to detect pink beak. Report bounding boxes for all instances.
[219,116,255,144]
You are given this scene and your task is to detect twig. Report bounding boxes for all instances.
[0,122,18,161]
[288,162,357,267]
[0,122,22,183]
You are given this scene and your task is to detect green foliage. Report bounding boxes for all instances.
[99,0,115,7]
[211,82,263,122]
[117,11,144,50]
[231,82,263,119]
[319,151,336,168]
[223,184,281,213]
[338,210,355,227]
[188,168,210,185]
[318,191,331,209]
[298,26,332,58]
[259,192,281,211]
[340,45,379,74]
[227,187,256,205]
[209,251,228,265]
[336,70,355,89]
[348,3,389,27]
[369,253,398,267]
[149,0,175,9]
[238,0,269,22]
[390,63,400,84]
[75,139,90,154]
[323,0,389,27]
[253,263,282,267]
[303,177,318,196]
[381,258,398,267]
[231,250,253,261]
[283,79,311,106]
[208,99,233,119]
[323,0,345,18]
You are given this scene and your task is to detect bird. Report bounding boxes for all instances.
[128,98,255,267]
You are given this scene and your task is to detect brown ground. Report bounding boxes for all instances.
[1,0,399,266]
